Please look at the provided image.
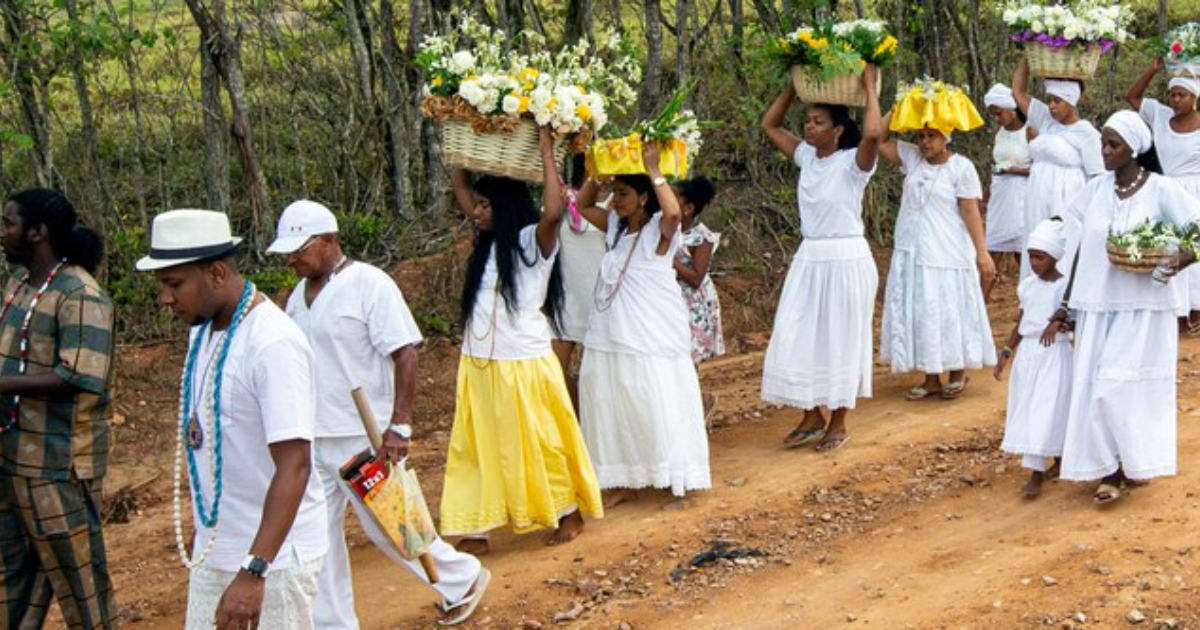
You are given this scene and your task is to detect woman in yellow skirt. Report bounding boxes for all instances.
[441,128,603,555]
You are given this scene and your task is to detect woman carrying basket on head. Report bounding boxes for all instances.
[759,65,883,453]
[441,128,603,556]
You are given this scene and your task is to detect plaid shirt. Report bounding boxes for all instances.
[0,265,115,480]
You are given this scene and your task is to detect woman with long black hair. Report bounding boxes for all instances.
[440,129,602,555]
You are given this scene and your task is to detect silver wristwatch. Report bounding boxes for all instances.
[387,423,413,440]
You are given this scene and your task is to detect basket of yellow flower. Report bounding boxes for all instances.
[771,20,896,107]
[441,118,562,183]
[589,84,703,178]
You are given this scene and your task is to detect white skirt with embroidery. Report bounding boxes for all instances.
[1000,334,1072,461]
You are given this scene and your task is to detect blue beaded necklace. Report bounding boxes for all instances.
[179,281,255,529]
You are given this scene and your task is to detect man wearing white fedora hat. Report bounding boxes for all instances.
[269,199,488,628]
[137,209,328,629]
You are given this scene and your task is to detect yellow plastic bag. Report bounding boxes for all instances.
[341,454,439,580]
[588,134,690,178]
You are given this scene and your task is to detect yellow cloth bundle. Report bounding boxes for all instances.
[588,133,690,178]
[889,80,984,137]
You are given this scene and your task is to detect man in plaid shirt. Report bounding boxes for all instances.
[0,189,116,628]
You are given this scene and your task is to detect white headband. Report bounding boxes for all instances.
[1169,77,1200,97]
[1026,218,1066,261]
[984,83,1017,110]
[1104,110,1153,157]
[1044,79,1081,107]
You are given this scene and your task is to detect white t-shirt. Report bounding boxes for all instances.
[993,126,1031,170]
[1066,174,1200,312]
[1017,273,1068,338]
[285,262,423,437]
[461,224,558,360]
[585,211,690,358]
[1026,98,1105,177]
[893,141,984,269]
[794,143,875,239]
[187,300,328,572]
[1140,98,1200,180]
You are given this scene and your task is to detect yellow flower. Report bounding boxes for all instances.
[577,85,587,94]
[519,96,530,113]
[576,104,592,121]
[547,97,558,110]
[520,68,539,82]
[812,37,828,50]
[860,60,867,68]
[433,76,443,86]
[874,35,898,58]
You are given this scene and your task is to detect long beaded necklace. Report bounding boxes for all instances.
[593,224,643,313]
[173,281,256,568]
[464,282,500,369]
[0,260,66,434]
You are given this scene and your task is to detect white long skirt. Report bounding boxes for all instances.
[880,250,996,374]
[986,174,1027,253]
[1060,309,1178,481]
[1001,334,1072,463]
[579,349,711,495]
[761,237,878,409]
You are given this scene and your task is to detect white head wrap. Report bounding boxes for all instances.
[1168,77,1200,97]
[1044,79,1082,107]
[984,83,1017,110]
[1104,110,1153,157]
[1026,218,1067,261]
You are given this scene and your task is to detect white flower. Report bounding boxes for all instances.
[457,79,486,108]
[450,51,476,74]
[502,94,522,115]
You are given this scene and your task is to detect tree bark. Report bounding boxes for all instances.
[343,0,374,104]
[184,0,271,233]
[675,0,691,104]
[639,0,663,118]
[200,37,230,214]
[380,0,413,218]
[62,0,113,219]
[565,0,593,45]
[1,0,52,186]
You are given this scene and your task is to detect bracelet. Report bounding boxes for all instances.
[1001,346,1013,359]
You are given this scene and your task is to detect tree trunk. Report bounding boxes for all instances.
[565,0,593,45]
[730,0,746,87]
[343,0,374,104]
[201,38,230,214]
[675,0,690,104]
[62,0,113,220]
[100,0,148,224]
[1158,0,1167,38]
[639,0,663,118]
[1,0,52,186]
[380,0,413,218]
[184,0,271,234]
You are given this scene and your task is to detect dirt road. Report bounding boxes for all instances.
[98,277,1200,629]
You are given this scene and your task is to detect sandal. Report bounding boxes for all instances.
[438,567,492,625]
[905,385,940,401]
[815,434,850,453]
[1093,482,1122,505]
[783,427,825,449]
[940,377,971,400]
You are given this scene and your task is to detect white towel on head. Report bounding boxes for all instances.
[984,83,1017,110]
[1104,110,1152,157]
[1026,218,1066,260]
[1044,80,1081,107]
[1168,77,1200,97]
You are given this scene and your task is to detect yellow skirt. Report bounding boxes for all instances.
[439,353,604,536]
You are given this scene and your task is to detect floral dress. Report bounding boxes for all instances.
[677,223,725,363]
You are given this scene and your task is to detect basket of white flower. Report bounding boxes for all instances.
[1002,2,1131,80]
[790,67,882,107]
[1025,45,1102,81]
[441,119,564,183]
[1106,220,1195,273]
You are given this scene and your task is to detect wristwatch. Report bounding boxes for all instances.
[652,176,668,188]
[241,554,270,578]
[387,423,413,440]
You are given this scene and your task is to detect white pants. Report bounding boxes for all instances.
[185,554,322,629]
[313,436,482,629]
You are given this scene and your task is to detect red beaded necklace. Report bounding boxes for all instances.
[0,260,66,433]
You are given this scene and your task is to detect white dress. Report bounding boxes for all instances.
[1022,98,1104,278]
[880,142,996,374]
[1141,97,1200,313]
[1059,174,1200,481]
[579,211,711,495]
[557,216,606,342]
[761,143,878,409]
[986,126,1031,253]
[1000,274,1072,468]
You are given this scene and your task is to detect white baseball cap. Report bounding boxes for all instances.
[135,209,243,271]
[266,200,339,254]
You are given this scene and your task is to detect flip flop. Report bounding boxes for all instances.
[940,377,971,400]
[815,434,850,453]
[783,427,825,449]
[905,386,940,401]
[1093,483,1122,505]
[438,567,491,626]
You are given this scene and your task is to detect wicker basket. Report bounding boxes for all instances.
[790,66,881,107]
[1026,43,1102,80]
[1166,58,1200,78]
[1105,241,1174,274]
[441,119,564,183]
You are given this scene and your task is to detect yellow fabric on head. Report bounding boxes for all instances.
[890,85,985,137]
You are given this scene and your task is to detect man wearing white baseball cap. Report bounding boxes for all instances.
[269,200,488,628]
[137,209,329,628]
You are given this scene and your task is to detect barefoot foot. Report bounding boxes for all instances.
[602,488,638,509]
[547,511,584,546]
[455,537,490,556]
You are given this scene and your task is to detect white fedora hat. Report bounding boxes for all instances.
[135,209,243,271]
[266,200,338,254]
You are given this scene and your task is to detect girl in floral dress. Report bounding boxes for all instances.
[672,176,724,364]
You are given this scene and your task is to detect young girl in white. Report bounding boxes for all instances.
[672,176,724,365]
[993,218,1072,499]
